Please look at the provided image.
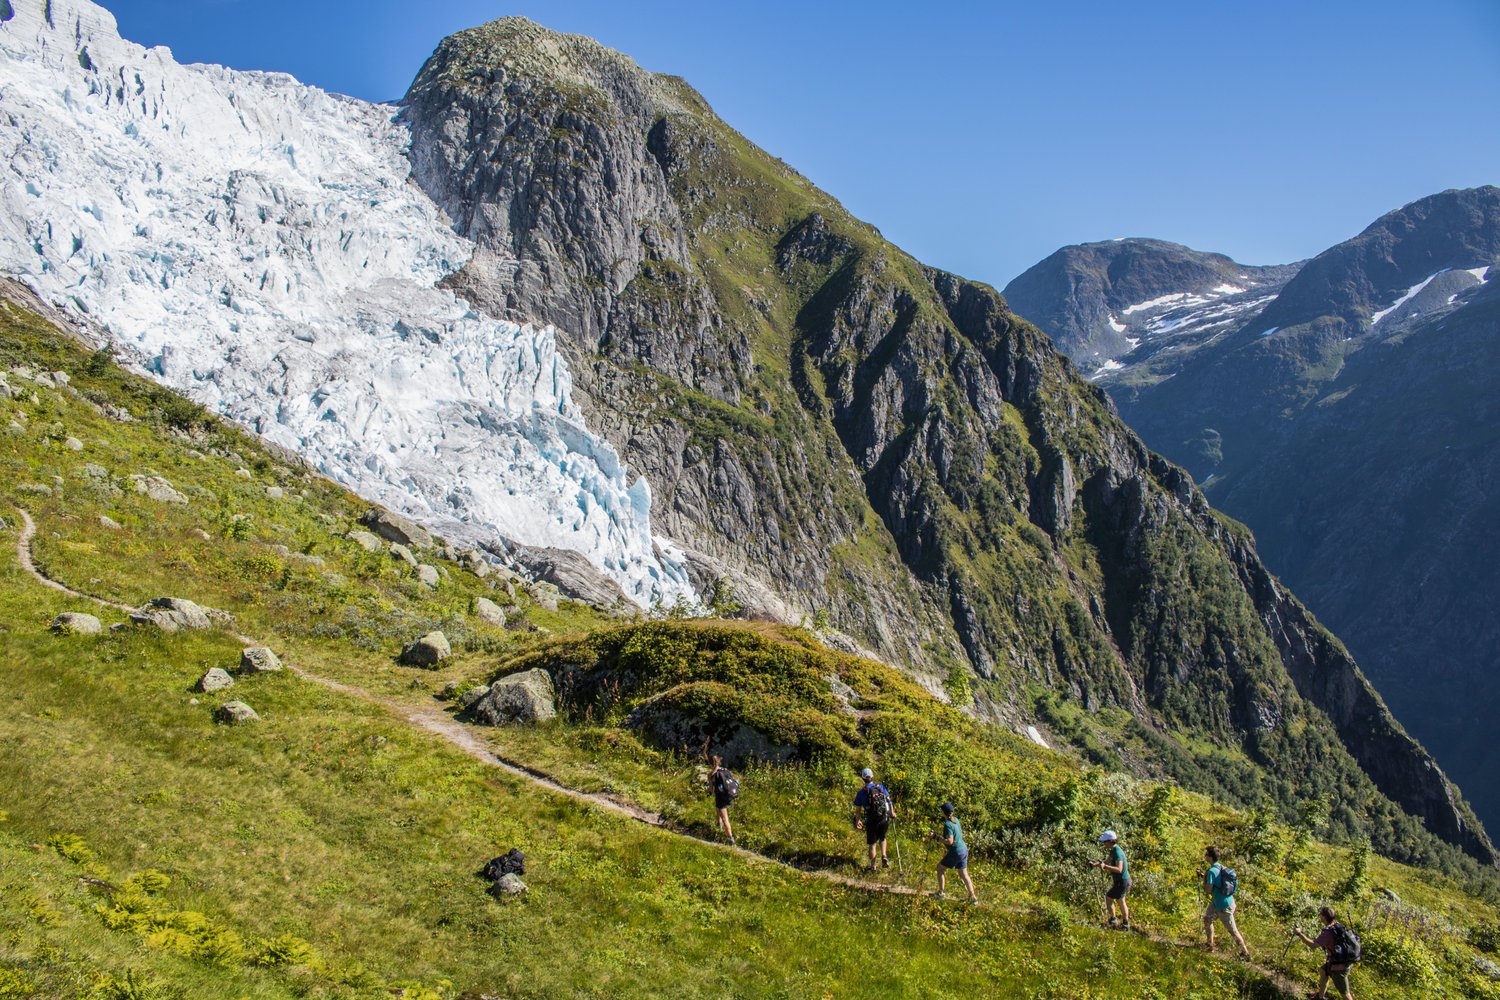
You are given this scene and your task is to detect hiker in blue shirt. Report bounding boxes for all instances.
[1197,845,1251,958]
[852,767,897,871]
[932,802,978,905]
[1089,829,1131,930]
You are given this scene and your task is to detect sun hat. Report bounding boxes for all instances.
[860,767,874,780]
[1097,830,1119,843]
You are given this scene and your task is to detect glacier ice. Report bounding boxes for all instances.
[0,0,694,605]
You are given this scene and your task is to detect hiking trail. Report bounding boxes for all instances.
[13,506,1302,997]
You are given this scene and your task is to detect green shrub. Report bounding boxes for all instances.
[1362,928,1438,988]
[48,832,93,863]
[254,933,318,968]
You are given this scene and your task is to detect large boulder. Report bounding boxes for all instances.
[457,684,491,710]
[50,612,102,634]
[196,668,234,693]
[360,508,432,549]
[513,545,628,609]
[459,550,492,579]
[346,529,383,553]
[214,701,259,725]
[416,564,440,588]
[238,647,282,674]
[399,631,450,668]
[389,543,418,567]
[474,597,506,628]
[128,475,189,505]
[472,669,556,726]
[130,597,228,632]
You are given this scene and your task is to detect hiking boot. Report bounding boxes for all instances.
[727,835,736,846]
[1121,921,1131,932]
[865,863,878,874]
[967,897,979,906]
[881,857,890,869]
[931,891,946,900]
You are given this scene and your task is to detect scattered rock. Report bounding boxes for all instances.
[399,631,450,668]
[438,681,462,701]
[346,530,383,553]
[359,508,432,549]
[416,564,440,588]
[472,669,556,726]
[489,873,527,897]
[196,668,234,693]
[128,475,189,505]
[79,463,109,479]
[234,468,252,480]
[49,370,69,386]
[190,528,211,541]
[474,597,506,628]
[98,515,122,530]
[390,543,418,567]
[528,582,560,612]
[238,647,282,674]
[1376,887,1401,904]
[265,486,284,500]
[457,684,490,710]
[5,422,22,436]
[460,551,492,579]
[108,622,128,633]
[63,436,83,451]
[50,612,101,634]
[130,597,228,632]
[214,701,259,725]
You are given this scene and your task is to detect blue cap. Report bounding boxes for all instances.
[1098,829,1118,843]
[940,802,955,815]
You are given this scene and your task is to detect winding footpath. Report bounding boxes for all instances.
[14,506,1299,996]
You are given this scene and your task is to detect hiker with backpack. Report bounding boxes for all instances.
[1292,905,1359,999]
[931,802,978,905]
[708,755,738,846]
[1197,845,1251,958]
[852,766,896,871]
[1089,829,1131,930]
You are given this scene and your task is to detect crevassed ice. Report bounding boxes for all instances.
[0,0,694,605]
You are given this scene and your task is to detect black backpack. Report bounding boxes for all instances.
[478,848,526,881]
[714,769,740,800]
[1329,923,1362,965]
[865,783,893,823]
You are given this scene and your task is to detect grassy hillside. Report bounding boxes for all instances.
[2,298,1498,999]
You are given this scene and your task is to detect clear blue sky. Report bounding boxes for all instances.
[103,0,1500,287]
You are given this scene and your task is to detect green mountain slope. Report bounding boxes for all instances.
[397,19,1490,865]
[2,295,1499,998]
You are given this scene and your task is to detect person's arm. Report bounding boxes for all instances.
[1292,927,1316,948]
[852,789,864,830]
[1100,857,1123,875]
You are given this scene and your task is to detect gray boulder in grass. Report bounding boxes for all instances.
[130,597,221,632]
[399,631,450,667]
[215,701,259,725]
[346,529,383,553]
[360,508,432,549]
[416,564,440,588]
[489,873,527,897]
[51,612,102,634]
[472,669,555,726]
[456,684,491,710]
[196,668,235,693]
[238,647,282,674]
[474,597,506,628]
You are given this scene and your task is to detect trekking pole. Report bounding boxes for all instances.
[895,836,904,877]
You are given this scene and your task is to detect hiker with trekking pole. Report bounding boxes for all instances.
[1197,845,1252,958]
[1290,905,1360,999]
[852,766,896,872]
[707,755,739,846]
[1088,829,1131,930]
[930,802,979,905]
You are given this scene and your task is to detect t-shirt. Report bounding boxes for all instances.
[943,818,965,852]
[1313,926,1338,957]
[1205,863,1233,909]
[1109,845,1129,881]
[853,783,891,821]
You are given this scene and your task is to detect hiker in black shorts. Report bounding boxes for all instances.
[852,767,896,871]
[1292,905,1358,1000]
[1089,829,1131,930]
[708,755,737,846]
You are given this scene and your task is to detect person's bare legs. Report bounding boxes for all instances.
[1117,896,1131,925]
[717,806,734,843]
[1203,905,1217,950]
[935,864,947,896]
[1221,908,1251,958]
[958,867,977,901]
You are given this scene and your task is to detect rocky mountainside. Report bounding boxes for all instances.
[397,19,1492,864]
[1003,239,1301,373]
[1010,186,1500,832]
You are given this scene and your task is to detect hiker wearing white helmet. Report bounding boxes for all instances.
[1089,829,1131,930]
[852,766,896,871]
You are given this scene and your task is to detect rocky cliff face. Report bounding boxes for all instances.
[399,19,1493,865]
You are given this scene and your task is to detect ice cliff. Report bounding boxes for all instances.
[0,0,694,604]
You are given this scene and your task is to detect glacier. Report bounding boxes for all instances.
[0,0,694,605]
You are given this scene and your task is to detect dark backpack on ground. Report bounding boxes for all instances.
[1328,922,1362,965]
[714,769,740,800]
[1214,865,1238,898]
[478,848,526,881]
[865,783,892,824]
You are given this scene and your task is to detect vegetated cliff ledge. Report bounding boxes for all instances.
[398,17,1493,866]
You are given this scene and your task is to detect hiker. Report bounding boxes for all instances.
[1089,829,1130,929]
[1197,845,1251,958]
[932,802,978,904]
[1292,905,1359,1000]
[852,766,896,871]
[708,755,738,846]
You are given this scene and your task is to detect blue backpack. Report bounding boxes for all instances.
[1214,865,1238,898]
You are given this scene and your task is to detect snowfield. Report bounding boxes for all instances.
[0,0,694,605]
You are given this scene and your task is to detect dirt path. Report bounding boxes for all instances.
[13,506,1300,995]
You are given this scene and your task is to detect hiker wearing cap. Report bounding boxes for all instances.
[1197,846,1251,958]
[852,767,896,871]
[1292,905,1359,1000]
[933,802,978,905]
[1089,830,1131,930]
[708,755,738,846]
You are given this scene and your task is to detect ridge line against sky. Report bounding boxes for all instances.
[100,0,1500,288]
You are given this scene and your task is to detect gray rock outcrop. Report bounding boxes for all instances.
[416,564,440,588]
[128,475,189,505]
[238,647,282,674]
[472,669,555,725]
[399,631,451,667]
[474,597,506,628]
[513,546,628,609]
[490,873,527,896]
[50,612,101,634]
[130,597,227,632]
[360,508,432,549]
[215,701,259,725]
[196,668,235,693]
[346,529,383,553]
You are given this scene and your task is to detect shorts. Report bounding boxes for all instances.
[1205,904,1239,935]
[714,794,733,811]
[1106,877,1132,900]
[940,846,969,870]
[865,820,890,845]
[1321,963,1351,992]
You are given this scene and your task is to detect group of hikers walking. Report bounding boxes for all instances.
[707,758,1361,997]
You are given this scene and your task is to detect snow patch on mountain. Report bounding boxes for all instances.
[1370,271,1444,327]
[0,0,693,605]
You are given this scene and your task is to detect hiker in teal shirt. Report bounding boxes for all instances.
[933,802,978,905]
[1198,845,1251,958]
[1090,830,1131,929]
